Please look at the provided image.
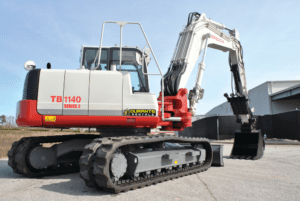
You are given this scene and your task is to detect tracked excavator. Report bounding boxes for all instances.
[8,12,265,193]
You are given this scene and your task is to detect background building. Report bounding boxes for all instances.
[206,81,300,116]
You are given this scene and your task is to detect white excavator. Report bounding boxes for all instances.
[9,12,265,193]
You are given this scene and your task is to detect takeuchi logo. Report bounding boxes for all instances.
[211,35,224,43]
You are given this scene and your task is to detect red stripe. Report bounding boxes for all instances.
[16,88,192,131]
[42,115,159,128]
[16,100,159,128]
[16,100,43,127]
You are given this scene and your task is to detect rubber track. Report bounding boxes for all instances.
[80,135,213,193]
[8,134,99,177]
[7,140,23,173]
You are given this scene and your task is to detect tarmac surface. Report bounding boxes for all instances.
[0,144,299,201]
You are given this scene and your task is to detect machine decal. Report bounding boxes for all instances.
[50,96,82,109]
[51,96,62,102]
[64,104,81,109]
[45,116,56,122]
[211,35,224,43]
[126,118,136,123]
[64,96,82,103]
[124,109,156,116]
[51,96,81,103]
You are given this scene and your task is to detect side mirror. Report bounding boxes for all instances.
[144,48,151,65]
[144,48,151,56]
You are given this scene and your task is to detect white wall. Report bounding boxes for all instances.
[272,99,300,114]
[192,115,216,122]
[269,81,300,94]
[206,102,233,116]
[206,81,300,116]
[206,82,270,116]
[248,82,271,115]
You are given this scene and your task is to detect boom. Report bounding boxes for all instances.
[164,12,265,160]
[164,12,253,128]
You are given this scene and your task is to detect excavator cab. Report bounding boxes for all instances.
[80,46,150,93]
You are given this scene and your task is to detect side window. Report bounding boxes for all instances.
[112,49,148,92]
[83,48,108,70]
[115,63,147,92]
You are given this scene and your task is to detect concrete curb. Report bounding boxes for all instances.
[210,140,300,145]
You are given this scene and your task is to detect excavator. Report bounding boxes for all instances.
[8,12,265,193]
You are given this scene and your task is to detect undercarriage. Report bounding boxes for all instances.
[8,133,212,193]
[7,134,98,177]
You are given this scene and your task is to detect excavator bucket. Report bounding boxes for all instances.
[229,130,265,160]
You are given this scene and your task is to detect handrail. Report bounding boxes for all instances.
[93,21,167,121]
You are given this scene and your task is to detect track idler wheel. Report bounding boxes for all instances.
[230,130,265,160]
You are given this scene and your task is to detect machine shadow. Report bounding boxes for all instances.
[0,159,25,179]
[0,169,25,179]
[0,159,75,179]
[0,159,116,196]
[39,174,114,197]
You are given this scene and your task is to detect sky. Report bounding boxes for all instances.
[0,0,300,119]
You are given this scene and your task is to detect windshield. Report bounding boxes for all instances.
[83,48,108,70]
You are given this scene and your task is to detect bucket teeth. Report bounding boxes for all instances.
[246,156,251,160]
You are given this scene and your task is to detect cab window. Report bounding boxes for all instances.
[115,63,147,92]
[112,49,148,92]
[83,48,108,70]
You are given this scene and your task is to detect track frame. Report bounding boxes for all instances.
[79,134,213,193]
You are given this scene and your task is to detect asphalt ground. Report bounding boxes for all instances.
[0,144,299,201]
[210,138,300,145]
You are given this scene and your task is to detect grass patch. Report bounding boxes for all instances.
[28,129,50,132]
[0,128,21,130]
[84,130,95,133]
[54,129,80,132]
[0,128,96,159]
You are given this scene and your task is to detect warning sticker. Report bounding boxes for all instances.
[124,109,156,116]
[45,116,56,122]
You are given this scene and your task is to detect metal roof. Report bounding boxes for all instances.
[271,84,300,100]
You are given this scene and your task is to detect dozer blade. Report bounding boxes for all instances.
[230,130,265,160]
[211,145,224,166]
